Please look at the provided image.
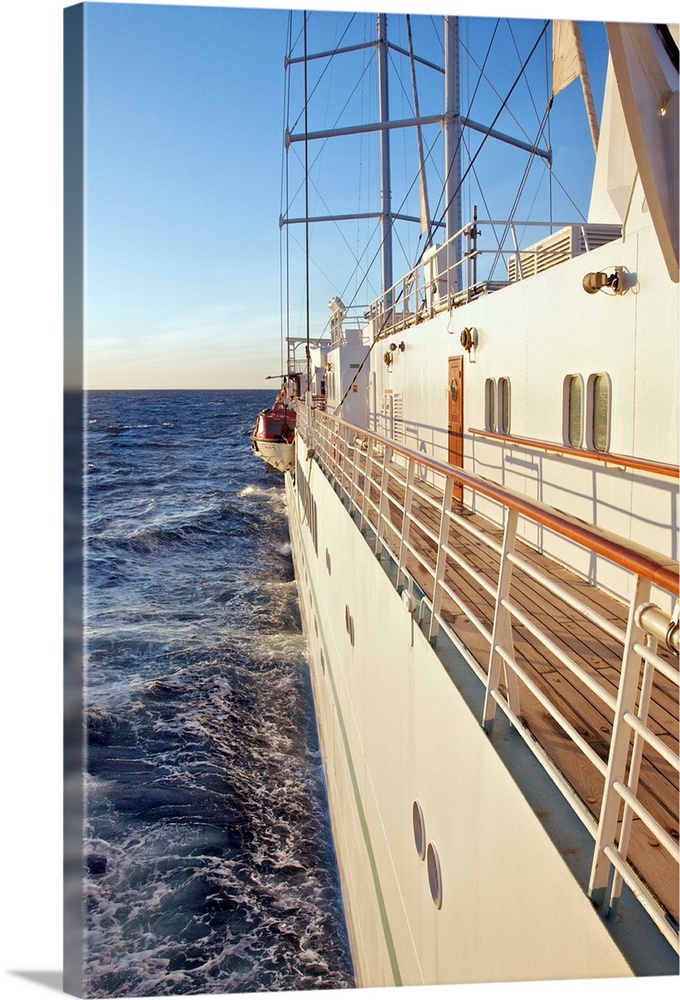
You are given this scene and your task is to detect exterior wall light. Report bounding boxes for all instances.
[582,268,623,294]
[459,327,478,351]
[460,326,478,363]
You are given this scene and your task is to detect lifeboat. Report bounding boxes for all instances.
[251,390,296,473]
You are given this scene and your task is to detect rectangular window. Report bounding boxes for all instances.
[498,377,510,434]
[566,374,583,447]
[590,373,610,452]
[485,378,496,431]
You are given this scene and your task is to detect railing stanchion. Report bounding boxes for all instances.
[349,430,361,513]
[375,444,392,557]
[483,509,520,730]
[588,575,651,911]
[608,632,658,914]
[397,457,416,590]
[360,441,374,533]
[429,477,454,643]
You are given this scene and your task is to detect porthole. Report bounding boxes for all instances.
[320,649,325,675]
[314,616,318,637]
[426,843,443,909]
[326,549,332,575]
[412,801,426,860]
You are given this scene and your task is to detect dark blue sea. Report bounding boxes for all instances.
[83,390,354,997]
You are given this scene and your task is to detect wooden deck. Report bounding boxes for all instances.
[346,451,679,929]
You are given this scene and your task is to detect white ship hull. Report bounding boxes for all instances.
[286,465,637,985]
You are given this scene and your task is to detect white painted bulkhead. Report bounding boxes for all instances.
[357,35,678,606]
[286,459,634,987]
[325,326,369,428]
[365,208,678,606]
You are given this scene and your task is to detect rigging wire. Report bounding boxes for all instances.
[348,17,553,326]
[460,23,554,278]
[460,23,545,152]
[285,58,376,231]
[425,17,500,242]
[406,14,432,250]
[283,12,370,372]
[418,19,550,268]
[287,12,445,329]
[485,104,553,280]
[508,20,544,132]
[288,12,358,135]
[282,9,377,347]
[543,28,554,228]
[354,15,369,305]
[285,14,582,411]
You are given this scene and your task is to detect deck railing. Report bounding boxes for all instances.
[470,427,680,479]
[363,218,622,341]
[296,402,679,954]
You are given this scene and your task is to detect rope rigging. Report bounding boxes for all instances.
[417,19,551,269]
[281,13,588,414]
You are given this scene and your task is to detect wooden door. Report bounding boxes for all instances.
[448,356,464,501]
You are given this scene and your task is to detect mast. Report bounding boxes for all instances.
[406,14,432,243]
[304,13,311,395]
[444,16,461,292]
[282,14,553,321]
[377,14,393,303]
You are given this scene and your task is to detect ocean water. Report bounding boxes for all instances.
[83,390,354,997]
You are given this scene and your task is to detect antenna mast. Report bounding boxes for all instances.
[377,14,393,304]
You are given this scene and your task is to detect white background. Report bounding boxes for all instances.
[1,1,676,999]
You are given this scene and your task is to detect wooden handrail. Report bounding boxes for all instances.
[301,405,679,595]
[469,427,679,479]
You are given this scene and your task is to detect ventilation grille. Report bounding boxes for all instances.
[507,224,622,282]
[393,392,404,442]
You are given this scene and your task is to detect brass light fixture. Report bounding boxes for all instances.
[582,268,624,294]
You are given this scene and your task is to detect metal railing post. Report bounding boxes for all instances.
[360,442,375,533]
[340,421,350,494]
[608,632,658,914]
[375,444,393,557]
[397,456,416,590]
[349,432,362,514]
[483,508,521,730]
[588,575,651,910]
[429,477,454,643]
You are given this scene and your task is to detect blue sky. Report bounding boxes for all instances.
[77,0,634,390]
[84,3,290,388]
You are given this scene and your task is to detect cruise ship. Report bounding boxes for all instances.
[253,12,679,987]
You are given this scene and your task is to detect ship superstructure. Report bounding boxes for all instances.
[268,12,679,987]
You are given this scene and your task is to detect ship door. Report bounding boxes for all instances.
[448,357,464,501]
